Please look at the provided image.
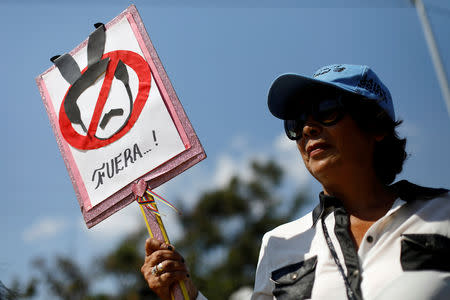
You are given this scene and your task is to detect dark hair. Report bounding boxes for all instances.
[343,95,408,185]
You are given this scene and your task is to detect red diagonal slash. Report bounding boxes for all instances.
[87,55,119,137]
[59,50,151,150]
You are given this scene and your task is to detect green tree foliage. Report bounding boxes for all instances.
[6,277,37,299]
[100,228,155,299]
[18,256,93,300]
[13,159,309,299]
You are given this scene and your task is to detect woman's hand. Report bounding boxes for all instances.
[141,238,198,300]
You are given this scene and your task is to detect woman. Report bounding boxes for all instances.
[141,64,450,299]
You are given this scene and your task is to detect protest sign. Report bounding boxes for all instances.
[36,5,205,230]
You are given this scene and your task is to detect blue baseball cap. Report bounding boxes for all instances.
[268,64,395,121]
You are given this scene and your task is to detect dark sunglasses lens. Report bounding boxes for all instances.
[314,98,344,125]
[316,109,343,125]
[284,119,304,140]
[284,98,344,141]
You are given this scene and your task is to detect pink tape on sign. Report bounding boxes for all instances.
[131,179,147,198]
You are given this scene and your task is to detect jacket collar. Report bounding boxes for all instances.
[311,180,448,227]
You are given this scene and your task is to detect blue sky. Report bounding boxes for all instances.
[1,0,450,297]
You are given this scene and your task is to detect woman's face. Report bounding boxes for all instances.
[296,112,379,185]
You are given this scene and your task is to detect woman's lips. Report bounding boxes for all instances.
[307,142,330,158]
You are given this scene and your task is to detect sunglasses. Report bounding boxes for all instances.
[284,98,346,140]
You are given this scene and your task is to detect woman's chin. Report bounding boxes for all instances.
[308,157,340,181]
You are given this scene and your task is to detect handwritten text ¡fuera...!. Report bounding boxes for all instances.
[91,143,143,189]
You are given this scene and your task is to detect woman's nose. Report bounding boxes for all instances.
[302,119,322,138]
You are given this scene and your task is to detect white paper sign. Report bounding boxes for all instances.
[40,15,186,208]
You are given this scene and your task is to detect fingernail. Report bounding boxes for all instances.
[168,245,173,251]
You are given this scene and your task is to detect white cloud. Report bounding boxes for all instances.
[398,120,421,138]
[81,203,141,243]
[213,154,237,188]
[22,217,68,242]
[274,133,310,186]
[230,135,249,151]
[204,134,311,196]
[212,153,256,188]
[209,133,310,192]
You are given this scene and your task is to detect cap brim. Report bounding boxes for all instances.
[268,74,344,120]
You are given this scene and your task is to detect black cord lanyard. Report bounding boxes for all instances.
[321,218,361,300]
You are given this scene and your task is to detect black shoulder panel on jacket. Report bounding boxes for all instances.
[391,180,449,202]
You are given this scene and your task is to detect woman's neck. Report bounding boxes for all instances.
[321,172,396,221]
[321,172,397,249]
